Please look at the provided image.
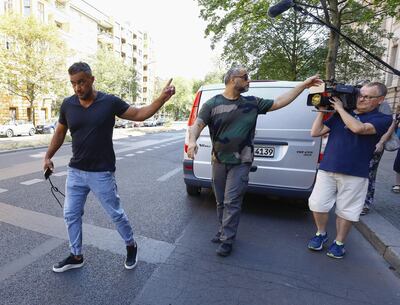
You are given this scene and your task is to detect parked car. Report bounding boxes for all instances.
[0,120,36,137]
[114,119,133,128]
[183,81,322,200]
[133,121,144,127]
[36,119,57,134]
[143,118,157,127]
[156,116,167,126]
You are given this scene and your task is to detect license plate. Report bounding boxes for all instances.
[254,146,275,157]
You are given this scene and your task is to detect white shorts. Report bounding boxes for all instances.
[308,170,368,222]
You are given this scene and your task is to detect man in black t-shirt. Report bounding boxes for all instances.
[44,62,175,272]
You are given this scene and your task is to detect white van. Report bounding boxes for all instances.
[183,81,323,200]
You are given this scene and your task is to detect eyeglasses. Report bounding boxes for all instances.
[358,94,383,101]
[233,74,249,81]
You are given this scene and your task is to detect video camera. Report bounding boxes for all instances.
[307,81,360,111]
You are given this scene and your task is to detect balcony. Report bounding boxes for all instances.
[97,32,113,45]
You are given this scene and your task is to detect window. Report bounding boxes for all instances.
[27,108,32,121]
[9,107,17,120]
[37,2,45,22]
[4,0,13,12]
[143,77,147,82]
[143,87,147,93]
[23,0,31,16]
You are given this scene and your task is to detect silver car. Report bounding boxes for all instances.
[0,120,36,137]
[183,81,322,200]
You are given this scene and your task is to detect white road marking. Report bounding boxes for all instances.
[146,148,153,151]
[53,171,67,177]
[116,157,123,160]
[20,179,43,185]
[0,202,175,267]
[29,152,46,158]
[136,151,145,154]
[125,154,135,157]
[157,167,182,182]
[0,188,8,193]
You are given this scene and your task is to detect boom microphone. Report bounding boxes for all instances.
[268,0,295,18]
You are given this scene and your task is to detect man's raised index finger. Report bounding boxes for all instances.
[166,78,173,87]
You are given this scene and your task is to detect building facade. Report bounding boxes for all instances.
[0,0,156,124]
[383,16,400,110]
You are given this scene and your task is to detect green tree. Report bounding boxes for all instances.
[164,77,194,120]
[0,13,68,125]
[198,0,326,80]
[197,0,399,82]
[305,0,398,81]
[192,70,225,94]
[90,48,139,102]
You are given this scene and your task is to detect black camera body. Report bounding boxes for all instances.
[307,82,360,111]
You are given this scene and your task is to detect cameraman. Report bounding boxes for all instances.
[307,82,392,259]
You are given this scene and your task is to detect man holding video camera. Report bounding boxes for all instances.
[307,82,392,259]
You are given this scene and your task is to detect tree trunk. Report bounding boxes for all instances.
[325,0,341,81]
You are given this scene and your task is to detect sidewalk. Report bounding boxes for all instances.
[355,150,400,275]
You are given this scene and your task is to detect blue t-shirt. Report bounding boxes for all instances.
[320,109,392,178]
[59,92,130,172]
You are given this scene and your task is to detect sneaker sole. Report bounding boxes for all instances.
[326,252,345,259]
[307,239,328,251]
[52,261,84,273]
[124,254,138,270]
[124,261,138,270]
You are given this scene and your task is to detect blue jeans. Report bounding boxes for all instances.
[64,167,134,255]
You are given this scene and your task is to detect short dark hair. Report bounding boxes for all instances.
[68,62,92,76]
[365,82,387,97]
[223,65,246,85]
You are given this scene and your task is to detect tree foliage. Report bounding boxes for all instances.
[0,13,68,124]
[197,0,400,83]
[163,77,194,120]
[90,48,139,102]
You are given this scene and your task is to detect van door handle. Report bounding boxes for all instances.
[250,165,257,172]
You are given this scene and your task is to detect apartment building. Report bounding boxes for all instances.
[383,16,400,110]
[0,0,156,124]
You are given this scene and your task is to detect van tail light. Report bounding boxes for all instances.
[184,91,202,154]
[187,91,202,127]
[318,152,324,163]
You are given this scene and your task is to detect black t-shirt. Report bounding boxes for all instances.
[59,92,130,172]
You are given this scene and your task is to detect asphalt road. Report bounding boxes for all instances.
[0,130,399,305]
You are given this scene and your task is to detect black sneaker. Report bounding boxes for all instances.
[52,254,84,273]
[216,243,232,257]
[211,232,222,243]
[125,242,138,270]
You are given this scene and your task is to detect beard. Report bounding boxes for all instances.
[78,88,93,100]
[236,84,249,93]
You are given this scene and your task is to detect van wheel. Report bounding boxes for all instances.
[29,128,36,136]
[186,185,201,196]
[6,129,13,138]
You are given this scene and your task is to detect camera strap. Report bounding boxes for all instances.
[47,176,65,208]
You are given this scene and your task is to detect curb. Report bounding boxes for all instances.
[355,212,400,275]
